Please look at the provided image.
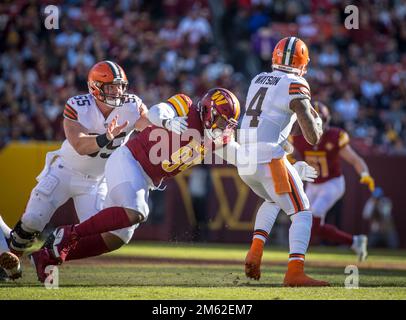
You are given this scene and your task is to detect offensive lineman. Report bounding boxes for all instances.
[238,37,329,286]
[3,60,149,279]
[29,88,244,282]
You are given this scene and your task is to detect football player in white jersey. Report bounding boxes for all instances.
[237,37,329,286]
[3,60,149,279]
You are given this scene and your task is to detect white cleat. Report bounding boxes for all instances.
[351,235,368,262]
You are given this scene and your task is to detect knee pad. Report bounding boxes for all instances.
[110,224,139,244]
[290,210,313,225]
[9,220,40,255]
[22,189,56,232]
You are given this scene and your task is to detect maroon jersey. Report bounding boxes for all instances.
[126,97,210,186]
[291,127,350,184]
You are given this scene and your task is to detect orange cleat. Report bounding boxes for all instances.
[245,238,264,280]
[283,259,330,287]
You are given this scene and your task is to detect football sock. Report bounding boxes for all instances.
[312,217,353,246]
[65,233,109,261]
[289,211,312,260]
[74,207,132,238]
[252,201,279,243]
[288,253,305,262]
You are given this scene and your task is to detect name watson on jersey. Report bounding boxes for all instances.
[254,75,281,85]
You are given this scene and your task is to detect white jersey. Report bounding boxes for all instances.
[43,93,143,179]
[239,70,311,163]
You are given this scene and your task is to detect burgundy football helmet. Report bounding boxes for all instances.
[198,88,240,143]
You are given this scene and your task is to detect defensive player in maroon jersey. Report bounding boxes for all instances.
[291,102,375,261]
[29,88,242,282]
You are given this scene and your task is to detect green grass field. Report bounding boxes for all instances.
[1,242,406,300]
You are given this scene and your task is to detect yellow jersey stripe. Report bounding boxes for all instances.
[173,95,188,116]
[167,97,183,116]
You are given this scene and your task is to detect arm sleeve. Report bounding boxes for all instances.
[166,93,192,117]
[287,77,311,104]
[147,102,177,128]
[63,98,79,122]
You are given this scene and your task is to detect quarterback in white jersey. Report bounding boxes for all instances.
[4,61,149,279]
[238,37,328,287]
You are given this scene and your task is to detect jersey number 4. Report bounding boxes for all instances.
[246,87,268,127]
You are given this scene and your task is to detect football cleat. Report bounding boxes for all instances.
[0,251,22,280]
[244,238,266,280]
[29,248,58,283]
[43,225,79,263]
[283,260,330,287]
[351,235,368,262]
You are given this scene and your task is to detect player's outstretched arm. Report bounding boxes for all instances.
[64,115,128,156]
[147,102,188,135]
[339,144,375,192]
[134,103,152,132]
[290,98,322,145]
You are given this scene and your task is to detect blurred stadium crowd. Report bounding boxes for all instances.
[0,0,405,154]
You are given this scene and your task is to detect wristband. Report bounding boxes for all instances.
[96,133,110,148]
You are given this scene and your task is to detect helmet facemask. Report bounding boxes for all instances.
[89,80,128,108]
[200,101,238,144]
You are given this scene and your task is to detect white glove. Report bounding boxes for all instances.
[163,116,188,135]
[293,161,318,182]
[315,116,323,131]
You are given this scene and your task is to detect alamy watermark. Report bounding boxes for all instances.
[44,265,59,289]
[146,128,268,175]
[344,265,359,289]
[344,5,359,30]
[44,5,59,30]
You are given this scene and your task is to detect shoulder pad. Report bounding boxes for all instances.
[167,93,192,117]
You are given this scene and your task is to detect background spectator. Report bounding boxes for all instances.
[0,0,405,157]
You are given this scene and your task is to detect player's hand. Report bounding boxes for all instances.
[107,115,129,140]
[293,161,318,182]
[164,116,188,135]
[360,172,375,192]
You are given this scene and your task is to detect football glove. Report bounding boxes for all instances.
[293,161,318,182]
[315,116,323,132]
[163,116,188,135]
[360,172,375,192]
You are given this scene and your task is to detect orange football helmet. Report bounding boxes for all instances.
[88,60,128,108]
[272,37,309,76]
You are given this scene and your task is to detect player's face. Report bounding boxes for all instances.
[104,83,125,97]
[213,115,228,131]
[102,82,127,107]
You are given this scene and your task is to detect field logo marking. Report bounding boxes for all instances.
[344,5,359,30]
[44,5,59,30]
[344,265,359,289]
[44,265,59,289]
